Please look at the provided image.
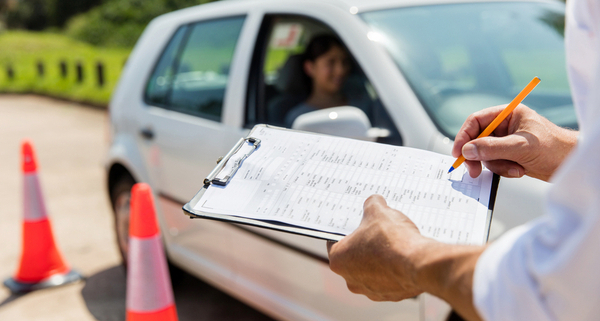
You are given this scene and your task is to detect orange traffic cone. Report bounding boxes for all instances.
[3,141,83,294]
[126,183,178,321]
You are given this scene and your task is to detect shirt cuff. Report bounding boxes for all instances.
[472,224,530,321]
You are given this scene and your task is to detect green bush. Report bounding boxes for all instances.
[66,0,215,48]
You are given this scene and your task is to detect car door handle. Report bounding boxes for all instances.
[140,127,154,140]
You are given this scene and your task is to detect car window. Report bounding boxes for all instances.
[361,2,576,138]
[146,26,188,106]
[248,15,402,145]
[145,16,246,121]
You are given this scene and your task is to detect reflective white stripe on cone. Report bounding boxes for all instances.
[23,174,48,222]
[126,234,175,313]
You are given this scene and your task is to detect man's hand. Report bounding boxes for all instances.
[327,195,427,301]
[452,105,578,181]
[327,195,485,321]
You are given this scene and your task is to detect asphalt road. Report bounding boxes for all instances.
[0,95,273,321]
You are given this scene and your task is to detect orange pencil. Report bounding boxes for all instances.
[448,76,541,173]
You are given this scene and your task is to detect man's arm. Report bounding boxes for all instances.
[327,105,580,320]
[327,195,485,321]
[414,240,485,321]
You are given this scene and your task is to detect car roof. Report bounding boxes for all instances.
[223,0,559,14]
[155,0,562,28]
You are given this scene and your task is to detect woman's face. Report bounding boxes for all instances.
[304,45,351,94]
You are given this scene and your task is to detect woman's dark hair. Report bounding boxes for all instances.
[303,34,346,62]
[294,34,349,96]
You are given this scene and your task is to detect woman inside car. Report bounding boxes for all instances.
[284,34,354,127]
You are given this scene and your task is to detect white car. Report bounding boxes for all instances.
[106,0,575,320]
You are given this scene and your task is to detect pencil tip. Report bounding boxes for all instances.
[448,167,455,173]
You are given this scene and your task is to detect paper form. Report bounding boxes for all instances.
[194,127,495,245]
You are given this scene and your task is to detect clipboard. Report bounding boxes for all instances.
[184,126,350,241]
[183,124,500,243]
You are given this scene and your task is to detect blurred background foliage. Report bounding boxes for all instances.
[66,0,217,47]
[1,0,218,47]
[0,0,218,105]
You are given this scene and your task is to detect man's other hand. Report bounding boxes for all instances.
[327,195,485,321]
[327,195,427,301]
[452,104,577,181]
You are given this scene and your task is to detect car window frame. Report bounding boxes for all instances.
[143,15,248,123]
[244,14,272,127]
[246,14,341,127]
[245,13,403,145]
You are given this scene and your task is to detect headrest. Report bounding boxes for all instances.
[274,54,310,95]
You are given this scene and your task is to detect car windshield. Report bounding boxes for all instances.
[361,2,577,138]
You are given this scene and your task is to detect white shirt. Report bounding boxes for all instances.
[473,0,600,320]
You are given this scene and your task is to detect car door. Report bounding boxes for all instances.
[139,16,249,285]
[229,12,420,321]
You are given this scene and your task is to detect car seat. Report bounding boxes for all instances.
[266,54,310,126]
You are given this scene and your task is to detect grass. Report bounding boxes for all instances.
[0,31,131,107]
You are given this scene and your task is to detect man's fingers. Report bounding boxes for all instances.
[462,159,525,178]
[363,195,388,220]
[463,134,528,163]
[327,239,347,276]
[326,240,336,254]
[452,105,507,157]
[464,160,483,178]
[482,160,525,178]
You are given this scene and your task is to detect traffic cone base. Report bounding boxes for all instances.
[126,305,178,321]
[3,269,83,294]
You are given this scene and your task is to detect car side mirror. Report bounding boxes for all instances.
[291,106,390,141]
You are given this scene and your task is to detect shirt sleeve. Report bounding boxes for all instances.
[473,0,600,319]
[473,124,600,321]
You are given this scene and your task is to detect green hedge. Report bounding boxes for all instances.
[0,31,130,106]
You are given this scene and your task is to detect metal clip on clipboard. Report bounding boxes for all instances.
[203,137,261,186]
